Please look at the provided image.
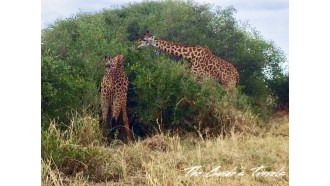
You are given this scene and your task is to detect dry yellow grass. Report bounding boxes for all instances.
[42,114,288,186]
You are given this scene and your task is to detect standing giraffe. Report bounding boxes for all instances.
[100,54,132,142]
[135,31,239,91]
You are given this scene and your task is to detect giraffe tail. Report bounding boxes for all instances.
[236,73,240,86]
[235,70,240,86]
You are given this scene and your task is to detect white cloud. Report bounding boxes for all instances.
[237,7,289,56]
[201,0,288,10]
[203,0,289,57]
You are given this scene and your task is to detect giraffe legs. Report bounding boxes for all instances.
[100,96,110,140]
[111,98,132,142]
[122,106,132,142]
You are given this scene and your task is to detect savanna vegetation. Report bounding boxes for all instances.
[41,0,289,185]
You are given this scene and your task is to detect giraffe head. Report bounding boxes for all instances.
[104,54,124,71]
[104,55,112,69]
[135,31,155,49]
[111,54,124,67]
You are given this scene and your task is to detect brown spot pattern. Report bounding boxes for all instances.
[100,54,132,142]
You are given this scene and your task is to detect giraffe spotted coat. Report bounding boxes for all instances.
[135,31,239,91]
[100,54,131,142]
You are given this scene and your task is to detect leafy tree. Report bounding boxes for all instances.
[41,0,288,133]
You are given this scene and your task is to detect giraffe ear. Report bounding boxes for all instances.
[146,30,151,36]
[119,54,124,62]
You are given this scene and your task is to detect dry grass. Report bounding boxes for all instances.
[42,114,288,186]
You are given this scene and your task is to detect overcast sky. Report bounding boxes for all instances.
[41,0,288,59]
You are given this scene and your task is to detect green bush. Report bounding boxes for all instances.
[267,73,289,109]
[124,53,260,135]
[41,0,287,133]
[41,52,97,126]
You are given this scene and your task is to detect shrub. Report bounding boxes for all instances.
[267,73,289,109]
[125,54,260,136]
[41,0,287,133]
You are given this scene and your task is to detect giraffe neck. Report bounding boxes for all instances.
[151,38,200,60]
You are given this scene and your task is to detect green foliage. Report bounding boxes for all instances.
[125,53,259,135]
[41,0,288,133]
[41,52,96,126]
[267,73,289,108]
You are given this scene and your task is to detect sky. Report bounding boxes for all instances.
[41,0,288,60]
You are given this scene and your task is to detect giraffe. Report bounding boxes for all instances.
[135,31,239,91]
[100,54,132,142]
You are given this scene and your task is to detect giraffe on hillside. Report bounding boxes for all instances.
[135,31,239,91]
[100,54,132,142]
